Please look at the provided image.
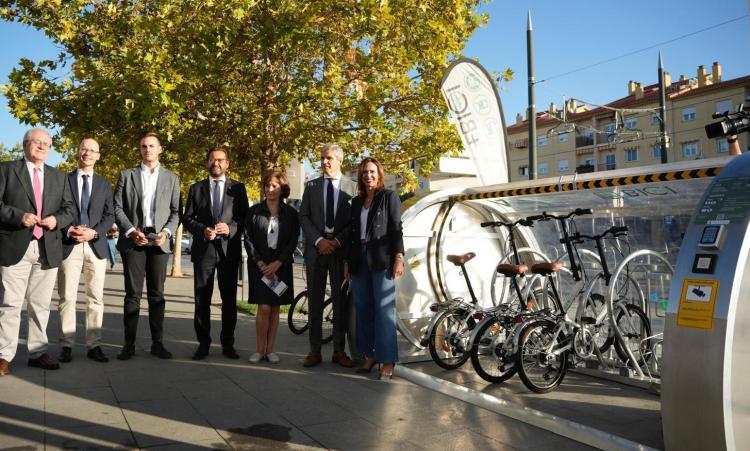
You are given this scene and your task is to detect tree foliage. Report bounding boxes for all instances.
[1,0,490,191]
[0,142,22,162]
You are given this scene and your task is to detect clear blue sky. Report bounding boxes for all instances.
[1,0,749,166]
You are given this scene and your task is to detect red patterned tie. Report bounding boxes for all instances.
[32,167,43,239]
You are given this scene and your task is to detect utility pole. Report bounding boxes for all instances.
[527,10,537,180]
[658,51,669,164]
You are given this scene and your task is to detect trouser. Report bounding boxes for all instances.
[351,247,398,363]
[121,246,169,345]
[0,240,58,361]
[306,252,348,353]
[107,239,117,268]
[57,242,107,349]
[193,244,238,348]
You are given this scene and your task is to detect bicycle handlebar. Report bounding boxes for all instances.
[527,208,593,223]
[480,218,533,229]
[563,225,629,243]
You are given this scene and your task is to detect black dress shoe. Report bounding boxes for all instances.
[222,347,240,359]
[192,345,209,360]
[117,344,135,361]
[87,346,109,363]
[28,353,61,370]
[59,346,73,363]
[150,342,173,359]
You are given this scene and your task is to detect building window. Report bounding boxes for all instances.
[538,134,548,147]
[605,154,616,170]
[681,107,696,122]
[651,114,661,125]
[715,99,732,115]
[558,159,569,173]
[625,117,637,130]
[539,163,549,175]
[717,139,729,153]
[584,158,594,166]
[625,148,638,162]
[652,145,663,160]
[519,165,529,177]
[558,132,569,143]
[603,123,616,134]
[682,141,698,158]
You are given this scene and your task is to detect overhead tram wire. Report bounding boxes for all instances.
[536,14,748,84]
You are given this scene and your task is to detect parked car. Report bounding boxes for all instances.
[181,235,192,254]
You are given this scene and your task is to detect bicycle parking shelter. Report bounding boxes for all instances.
[397,154,750,450]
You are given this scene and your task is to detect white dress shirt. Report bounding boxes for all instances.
[24,157,44,191]
[267,216,279,250]
[140,163,160,228]
[209,176,226,210]
[76,168,94,206]
[323,175,341,234]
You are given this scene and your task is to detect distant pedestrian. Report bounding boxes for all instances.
[106,224,118,269]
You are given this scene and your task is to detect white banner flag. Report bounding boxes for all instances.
[440,58,509,185]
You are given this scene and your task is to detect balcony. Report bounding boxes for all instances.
[575,135,594,148]
[575,164,595,174]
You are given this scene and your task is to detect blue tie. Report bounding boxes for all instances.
[212,180,223,224]
[81,174,90,226]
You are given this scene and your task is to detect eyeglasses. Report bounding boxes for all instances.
[27,138,52,149]
[80,148,100,154]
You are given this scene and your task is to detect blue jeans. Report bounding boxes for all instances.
[351,247,398,363]
[107,239,117,268]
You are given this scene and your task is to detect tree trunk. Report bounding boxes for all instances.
[170,223,184,277]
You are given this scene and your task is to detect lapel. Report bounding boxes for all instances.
[200,178,211,210]
[14,159,35,207]
[365,191,384,238]
[68,171,80,214]
[153,166,165,214]
[335,176,348,213]
[221,179,233,220]
[131,167,144,222]
[42,165,57,216]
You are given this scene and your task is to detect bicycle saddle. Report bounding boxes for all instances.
[496,263,528,277]
[530,261,563,275]
[446,252,476,266]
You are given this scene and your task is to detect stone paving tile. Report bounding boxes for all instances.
[417,429,521,451]
[0,419,44,450]
[302,417,424,451]
[44,386,125,429]
[143,438,232,450]
[121,397,224,448]
[44,420,137,450]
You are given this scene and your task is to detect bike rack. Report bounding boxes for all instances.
[608,250,673,377]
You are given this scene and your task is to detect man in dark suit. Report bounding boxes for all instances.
[113,132,181,360]
[0,128,74,376]
[56,138,115,364]
[299,143,357,368]
[182,147,248,360]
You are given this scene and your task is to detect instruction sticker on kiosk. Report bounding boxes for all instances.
[677,278,719,330]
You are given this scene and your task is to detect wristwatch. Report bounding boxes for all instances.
[93,231,99,240]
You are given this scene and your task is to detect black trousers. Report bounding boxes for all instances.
[193,244,238,348]
[121,246,169,345]
[306,252,348,353]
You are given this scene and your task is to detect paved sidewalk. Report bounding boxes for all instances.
[0,259,653,450]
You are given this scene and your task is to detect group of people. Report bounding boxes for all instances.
[0,130,404,381]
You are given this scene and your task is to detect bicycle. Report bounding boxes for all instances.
[515,222,651,393]
[287,246,334,344]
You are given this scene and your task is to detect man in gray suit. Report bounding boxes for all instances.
[113,132,181,360]
[0,128,74,375]
[299,143,357,368]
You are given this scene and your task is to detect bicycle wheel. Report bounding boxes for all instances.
[613,304,652,366]
[516,319,568,394]
[288,291,310,334]
[321,298,334,344]
[469,316,517,383]
[428,309,472,370]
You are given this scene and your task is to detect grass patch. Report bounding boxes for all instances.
[237,302,290,316]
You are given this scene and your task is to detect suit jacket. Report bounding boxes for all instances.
[0,159,74,267]
[244,200,300,265]
[182,177,248,262]
[347,189,404,273]
[61,171,115,260]
[298,175,356,261]
[113,165,181,253]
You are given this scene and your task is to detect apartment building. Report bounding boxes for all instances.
[507,62,750,181]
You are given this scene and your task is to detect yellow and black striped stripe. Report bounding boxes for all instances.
[450,166,722,202]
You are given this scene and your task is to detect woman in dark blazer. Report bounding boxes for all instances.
[344,157,404,379]
[244,172,300,364]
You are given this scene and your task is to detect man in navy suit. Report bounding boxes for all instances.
[56,138,115,363]
[183,147,248,360]
[0,128,74,376]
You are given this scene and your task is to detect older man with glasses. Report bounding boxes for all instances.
[0,128,74,376]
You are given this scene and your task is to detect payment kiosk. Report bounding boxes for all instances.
[662,153,750,450]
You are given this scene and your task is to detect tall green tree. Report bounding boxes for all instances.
[1,0,490,191]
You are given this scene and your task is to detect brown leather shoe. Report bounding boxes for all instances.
[0,358,9,376]
[302,351,322,367]
[331,351,354,368]
[28,353,60,370]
